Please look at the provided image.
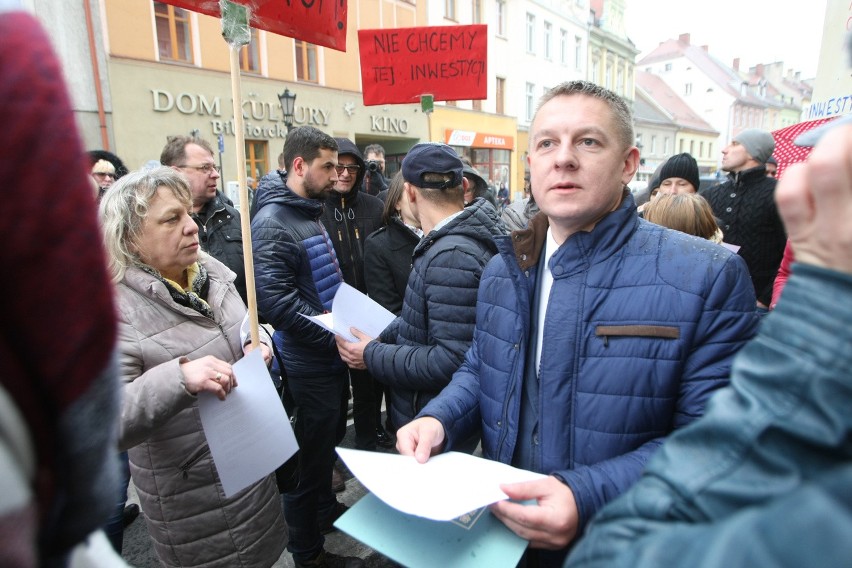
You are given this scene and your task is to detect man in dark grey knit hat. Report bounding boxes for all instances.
[701,128,786,311]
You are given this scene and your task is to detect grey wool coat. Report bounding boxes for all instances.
[116,254,286,568]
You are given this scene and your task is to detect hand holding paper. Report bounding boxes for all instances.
[299,282,395,342]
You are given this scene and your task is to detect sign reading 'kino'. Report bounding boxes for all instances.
[150,89,410,138]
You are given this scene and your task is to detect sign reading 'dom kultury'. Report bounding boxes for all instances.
[158,0,348,51]
[358,25,487,106]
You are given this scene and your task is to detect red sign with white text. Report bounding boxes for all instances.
[159,0,347,51]
[358,25,487,106]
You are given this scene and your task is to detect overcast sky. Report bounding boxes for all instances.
[624,0,828,78]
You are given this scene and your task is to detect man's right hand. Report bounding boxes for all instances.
[776,123,852,276]
[395,417,446,463]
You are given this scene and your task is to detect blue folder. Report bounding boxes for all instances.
[334,492,529,568]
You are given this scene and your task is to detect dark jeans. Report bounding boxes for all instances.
[283,370,348,563]
[350,368,378,450]
[103,451,130,553]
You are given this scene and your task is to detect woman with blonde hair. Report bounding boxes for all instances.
[99,167,286,567]
[644,193,724,244]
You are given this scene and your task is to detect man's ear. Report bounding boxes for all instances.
[404,182,417,203]
[621,146,640,185]
[291,156,305,177]
[462,177,471,192]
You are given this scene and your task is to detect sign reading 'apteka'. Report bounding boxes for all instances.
[358,25,487,106]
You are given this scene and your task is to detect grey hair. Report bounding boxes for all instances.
[98,166,192,282]
[533,80,635,150]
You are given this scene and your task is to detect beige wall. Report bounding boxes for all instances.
[108,59,427,176]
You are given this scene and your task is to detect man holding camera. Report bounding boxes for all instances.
[364,143,389,197]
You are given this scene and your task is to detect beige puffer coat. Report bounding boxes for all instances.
[116,255,287,567]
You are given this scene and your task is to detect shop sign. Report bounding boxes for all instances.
[445,129,513,149]
[150,89,330,138]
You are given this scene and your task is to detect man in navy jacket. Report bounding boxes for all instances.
[397,81,759,566]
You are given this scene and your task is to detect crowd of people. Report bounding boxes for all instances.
[5,6,852,567]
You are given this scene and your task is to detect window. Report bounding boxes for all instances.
[472,99,482,111]
[154,1,193,63]
[605,61,612,89]
[650,135,657,154]
[664,137,670,155]
[295,40,317,83]
[245,140,268,190]
[445,0,456,20]
[592,58,600,81]
[526,13,535,53]
[525,82,535,121]
[684,82,692,96]
[472,0,482,23]
[240,29,260,73]
[543,22,552,59]
[574,35,582,69]
[496,0,506,35]
[616,67,624,95]
[496,77,505,114]
[679,139,684,153]
[664,63,672,71]
[699,140,704,157]
[559,30,567,65]
[708,142,713,157]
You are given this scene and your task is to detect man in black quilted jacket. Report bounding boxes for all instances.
[335,143,504,443]
[701,129,786,310]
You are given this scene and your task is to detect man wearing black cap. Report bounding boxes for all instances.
[335,142,504,438]
[701,128,787,310]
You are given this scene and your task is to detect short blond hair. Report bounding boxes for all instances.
[98,167,192,282]
[644,193,720,241]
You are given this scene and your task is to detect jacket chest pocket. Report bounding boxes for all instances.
[595,325,680,357]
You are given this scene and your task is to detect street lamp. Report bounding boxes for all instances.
[278,88,297,132]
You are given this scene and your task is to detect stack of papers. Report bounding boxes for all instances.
[334,448,545,568]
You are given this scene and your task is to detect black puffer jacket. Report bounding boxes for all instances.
[193,192,246,304]
[363,217,421,315]
[251,171,345,378]
[363,199,505,427]
[701,166,786,305]
[320,139,384,292]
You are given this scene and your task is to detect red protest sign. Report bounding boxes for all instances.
[159,0,348,51]
[358,25,487,106]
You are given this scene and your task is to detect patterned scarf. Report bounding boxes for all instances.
[140,261,214,320]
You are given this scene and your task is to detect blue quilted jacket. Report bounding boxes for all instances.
[421,193,759,538]
[567,265,852,568]
[364,199,504,428]
[251,171,345,378]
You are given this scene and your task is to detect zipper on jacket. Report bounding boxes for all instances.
[178,446,210,479]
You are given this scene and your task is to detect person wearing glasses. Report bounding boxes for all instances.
[90,158,116,201]
[320,139,391,455]
[161,135,247,304]
[252,127,365,568]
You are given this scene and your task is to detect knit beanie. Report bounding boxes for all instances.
[733,129,775,164]
[658,153,700,192]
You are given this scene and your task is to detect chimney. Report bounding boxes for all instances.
[678,33,690,45]
[755,63,764,76]
[733,57,740,71]
[701,45,709,52]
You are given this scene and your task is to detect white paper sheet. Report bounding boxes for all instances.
[198,349,298,497]
[336,447,545,521]
[299,282,396,341]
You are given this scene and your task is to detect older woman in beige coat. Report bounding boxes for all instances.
[99,167,286,567]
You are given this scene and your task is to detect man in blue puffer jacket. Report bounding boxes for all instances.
[566,112,852,568]
[251,127,363,568]
[397,81,759,567]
